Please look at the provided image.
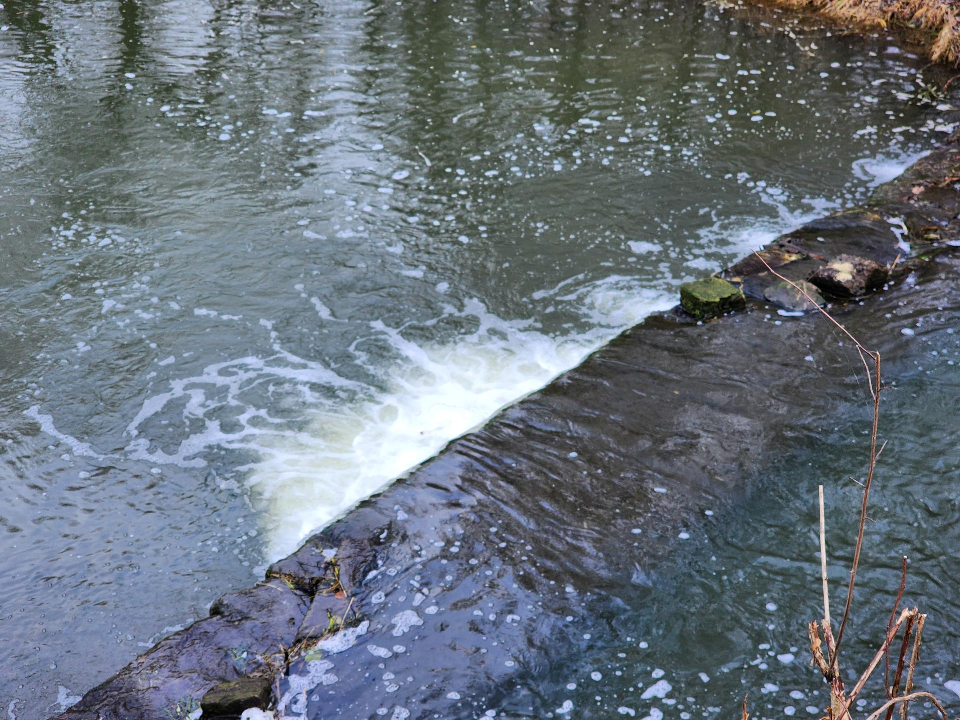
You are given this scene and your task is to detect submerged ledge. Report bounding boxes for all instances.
[55,140,960,719]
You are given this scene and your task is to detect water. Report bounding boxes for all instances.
[0,0,955,715]
[527,301,960,720]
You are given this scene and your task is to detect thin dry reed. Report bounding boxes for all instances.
[743,252,955,720]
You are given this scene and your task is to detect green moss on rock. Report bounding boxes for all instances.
[201,676,272,719]
[680,277,745,319]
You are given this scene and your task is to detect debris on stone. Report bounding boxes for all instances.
[296,592,350,642]
[763,280,825,312]
[680,277,745,319]
[808,254,888,298]
[201,676,273,719]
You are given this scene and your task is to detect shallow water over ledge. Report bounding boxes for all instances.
[260,252,960,720]
[0,0,958,715]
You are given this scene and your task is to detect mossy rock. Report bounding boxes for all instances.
[680,277,745,319]
[201,676,272,719]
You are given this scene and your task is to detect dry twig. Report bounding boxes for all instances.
[748,252,953,720]
[885,612,916,720]
[884,557,909,696]
[900,614,927,720]
[819,485,832,633]
[865,691,950,720]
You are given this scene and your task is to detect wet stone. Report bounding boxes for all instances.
[808,254,888,298]
[210,578,307,622]
[296,593,350,642]
[724,248,803,281]
[679,277,745,319]
[763,280,824,312]
[201,676,272,719]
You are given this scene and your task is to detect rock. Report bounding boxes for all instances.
[210,578,308,621]
[724,248,803,281]
[774,211,895,264]
[762,280,824,312]
[679,277,745,319]
[808,254,888,298]
[201,676,272,719]
[296,592,350,642]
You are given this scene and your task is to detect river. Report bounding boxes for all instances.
[0,0,956,716]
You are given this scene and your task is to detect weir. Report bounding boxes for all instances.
[57,141,960,719]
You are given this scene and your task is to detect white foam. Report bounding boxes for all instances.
[27,188,848,563]
[317,620,369,654]
[641,680,672,699]
[248,289,675,558]
[24,406,105,459]
[852,151,929,188]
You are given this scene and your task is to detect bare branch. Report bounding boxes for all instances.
[750,251,884,669]
[835,607,917,720]
[900,614,926,720]
[884,557,909,696]
[884,614,916,720]
[864,692,950,720]
[755,254,951,720]
[831,350,882,668]
[819,485,832,633]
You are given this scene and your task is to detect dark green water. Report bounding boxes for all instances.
[0,0,957,716]
[545,291,960,720]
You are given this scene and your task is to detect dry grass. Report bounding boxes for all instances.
[746,0,960,65]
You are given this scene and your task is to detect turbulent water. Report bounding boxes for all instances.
[0,0,957,715]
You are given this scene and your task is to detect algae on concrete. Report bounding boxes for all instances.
[680,277,746,319]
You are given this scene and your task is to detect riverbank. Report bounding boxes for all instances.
[53,129,960,719]
[741,0,960,65]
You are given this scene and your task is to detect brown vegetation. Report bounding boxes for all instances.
[746,0,960,65]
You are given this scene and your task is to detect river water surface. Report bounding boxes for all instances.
[0,0,957,716]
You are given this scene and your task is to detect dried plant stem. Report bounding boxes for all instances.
[884,614,916,720]
[751,252,953,720]
[842,608,918,716]
[819,485,832,633]
[831,349,881,669]
[900,614,926,720]
[338,596,356,632]
[884,557,909,697]
[865,692,950,720]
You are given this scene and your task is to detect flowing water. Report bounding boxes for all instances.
[526,305,960,720]
[0,0,957,716]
